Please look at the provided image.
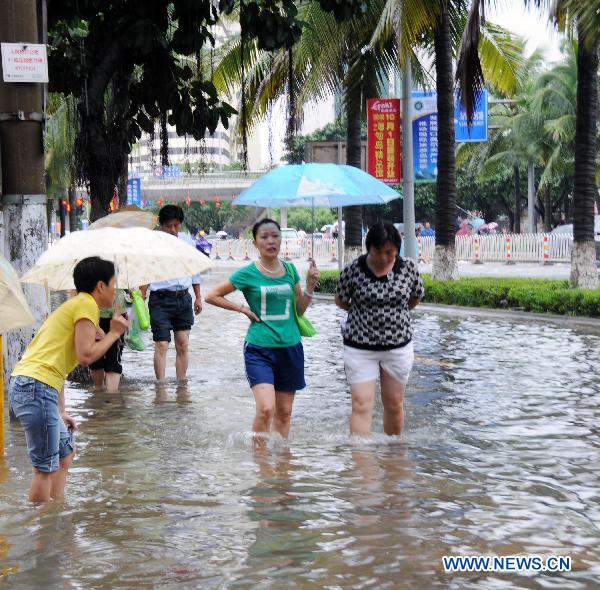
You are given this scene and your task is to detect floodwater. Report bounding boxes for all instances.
[1,265,600,589]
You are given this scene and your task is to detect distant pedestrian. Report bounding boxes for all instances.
[89,288,128,393]
[421,222,435,238]
[140,205,202,382]
[335,222,424,437]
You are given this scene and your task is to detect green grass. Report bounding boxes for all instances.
[315,272,600,318]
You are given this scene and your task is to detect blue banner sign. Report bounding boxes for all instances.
[412,91,438,183]
[127,178,141,206]
[455,89,488,142]
[412,89,488,182]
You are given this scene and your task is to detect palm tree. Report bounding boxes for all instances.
[213,1,397,261]
[457,0,599,287]
[371,0,524,278]
[214,0,522,269]
[45,94,79,234]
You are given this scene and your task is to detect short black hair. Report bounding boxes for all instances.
[73,257,115,293]
[159,204,184,225]
[252,218,281,239]
[365,221,401,253]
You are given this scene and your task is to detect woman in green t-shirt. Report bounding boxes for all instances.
[206,219,319,439]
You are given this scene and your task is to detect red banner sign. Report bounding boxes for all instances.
[367,98,401,184]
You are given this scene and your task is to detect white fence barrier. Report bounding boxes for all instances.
[206,233,573,263]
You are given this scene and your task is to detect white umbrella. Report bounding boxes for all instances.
[0,253,34,332]
[88,208,157,230]
[21,227,214,290]
[1,253,35,455]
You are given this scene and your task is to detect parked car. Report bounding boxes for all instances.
[280,227,302,258]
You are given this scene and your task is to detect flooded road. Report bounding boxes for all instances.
[1,264,599,588]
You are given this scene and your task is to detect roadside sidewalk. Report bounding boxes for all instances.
[312,292,600,331]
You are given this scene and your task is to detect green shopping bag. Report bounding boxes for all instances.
[124,305,145,351]
[282,261,317,337]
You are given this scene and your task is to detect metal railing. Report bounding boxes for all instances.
[206,233,573,263]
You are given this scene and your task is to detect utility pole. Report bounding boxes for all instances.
[401,59,416,262]
[0,0,48,380]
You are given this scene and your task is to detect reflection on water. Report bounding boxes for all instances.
[2,269,600,588]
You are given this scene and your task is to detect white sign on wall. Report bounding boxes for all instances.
[1,43,49,83]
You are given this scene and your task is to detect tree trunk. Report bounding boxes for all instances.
[78,59,132,221]
[0,0,48,382]
[514,165,521,234]
[571,25,599,288]
[117,156,128,208]
[432,1,458,280]
[344,75,364,263]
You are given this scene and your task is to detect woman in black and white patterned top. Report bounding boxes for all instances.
[335,221,424,436]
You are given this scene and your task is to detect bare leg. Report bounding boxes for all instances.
[29,469,52,503]
[104,372,121,393]
[154,340,169,381]
[90,369,105,391]
[380,369,406,436]
[174,330,190,381]
[50,450,75,501]
[350,381,377,436]
[251,384,276,433]
[273,392,295,438]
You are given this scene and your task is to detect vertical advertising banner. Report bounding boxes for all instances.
[411,91,438,183]
[412,89,488,182]
[127,178,142,206]
[367,99,401,184]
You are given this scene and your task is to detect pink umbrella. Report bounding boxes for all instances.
[456,222,472,236]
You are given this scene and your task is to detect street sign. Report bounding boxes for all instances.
[162,165,180,178]
[127,178,142,206]
[1,43,48,83]
[455,89,488,142]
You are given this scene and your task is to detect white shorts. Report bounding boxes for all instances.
[343,342,414,385]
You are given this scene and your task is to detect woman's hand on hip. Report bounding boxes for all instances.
[239,305,260,322]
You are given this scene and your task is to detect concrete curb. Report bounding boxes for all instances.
[312,293,600,330]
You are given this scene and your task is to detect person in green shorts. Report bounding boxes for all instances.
[9,257,129,503]
[206,219,319,439]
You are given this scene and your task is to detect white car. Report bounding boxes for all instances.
[280,227,303,258]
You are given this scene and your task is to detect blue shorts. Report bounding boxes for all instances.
[148,290,194,342]
[243,342,306,392]
[9,376,75,473]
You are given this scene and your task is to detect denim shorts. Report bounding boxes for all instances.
[148,291,194,342]
[243,342,305,392]
[9,376,75,473]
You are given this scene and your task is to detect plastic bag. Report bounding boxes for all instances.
[124,305,145,351]
[131,290,150,331]
[293,303,317,337]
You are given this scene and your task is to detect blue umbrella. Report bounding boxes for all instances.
[235,163,401,208]
[470,217,486,230]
